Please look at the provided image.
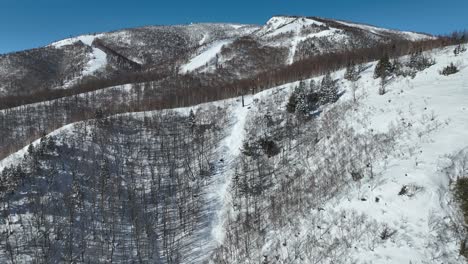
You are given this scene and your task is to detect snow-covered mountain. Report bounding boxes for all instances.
[0,16,433,97]
[1,41,467,263]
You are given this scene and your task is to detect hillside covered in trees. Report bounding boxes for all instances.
[1,15,468,263]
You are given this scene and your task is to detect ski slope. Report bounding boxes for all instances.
[180,39,233,73]
[50,34,108,77]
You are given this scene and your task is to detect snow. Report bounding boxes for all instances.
[254,16,347,64]
[49,34,101,48]
[49,34,108,76]
[322,45,468,263]
[2,43,468,263]
[0,123,76,171]
[210,96,251,244]
[336,20,434,41]
[198,34,208,45]
[261,16,325,37]
[180,39,233,73]
[229,24,245,30]
[185,44,468,263]
[83,47,107,75]
[287,28,343,64]
[255,16,326,39]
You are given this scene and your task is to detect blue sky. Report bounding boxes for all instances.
[1,0,467,54]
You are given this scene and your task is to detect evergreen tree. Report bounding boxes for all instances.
[454,44,467,56]
[441,63,459,76]
[295,93,309,115]
[27,144,34,157]
[344,63,361,82]
[286,92,297,113]
[408,51,435,71]
[188,109,196,129]
[46,136,56,152]
[319,73,339,104]
[298,80,307,91]
[294,81,309,115]
[374,55,394,80]
[309,79,317,91]
[375,55,394,95]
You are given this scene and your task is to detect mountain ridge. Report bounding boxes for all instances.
[0,15,434,98]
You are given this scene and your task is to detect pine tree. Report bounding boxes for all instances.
[374,55,393,80]
[188,109,196,130]
[286,92,297,113]
[408,51,435,71]
[27,144,34,157]
[46,136,56,152]
[375,55,394,95]
[344,63,361,82]
[294,82,309,115]
[345,63,361,102]
[454,44,467,56]
[319,73,339,104]
[441,63,459,76]
[309,80,317,91]
[295,92,309,115]
[298,80,307,91]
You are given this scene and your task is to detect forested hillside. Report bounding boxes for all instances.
[1,15,468,263]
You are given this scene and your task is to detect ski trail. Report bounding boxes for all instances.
[210,97,250,243]
[183,97,251,263]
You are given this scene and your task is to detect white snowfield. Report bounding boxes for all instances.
[1,44,468,263]
[49,34,101,48]
[327,46,468,263]
[180,39,233,73]
[49,34,108,77]
[258,16,326,38]
[254,16,434,64]
[336,20,434,41]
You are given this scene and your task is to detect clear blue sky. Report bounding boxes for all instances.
[1,0,467,54]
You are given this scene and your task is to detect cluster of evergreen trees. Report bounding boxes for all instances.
[454,44,467,56]
[441,63,459,76]
[373,51,436,94]
[286,73,339,116]
[0,135,57,196]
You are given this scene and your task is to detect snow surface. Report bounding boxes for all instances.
[49,34,101,48]
[0,123,76,171]
[180,39,233,73]
[49,34,108,77]
[255,16,346,64]
[259,16,325,37]
[2,44,468,263]
[333,46,468,263]
[210,96,251,244]
[83,47,107,75]
[287,28,343,64]
[336,20,434,41]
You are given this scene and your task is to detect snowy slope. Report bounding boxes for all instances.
[227,45,467,263]
[0,16,436,98]
[200,44,466,263]
[50,34,102,48]
[180,39,234,73]
[336,20,434,41]
[253,16,434,64]
[334,46,468,263]
[1,40,466,262]
[50,34,108,77]
[256,16,326,37]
